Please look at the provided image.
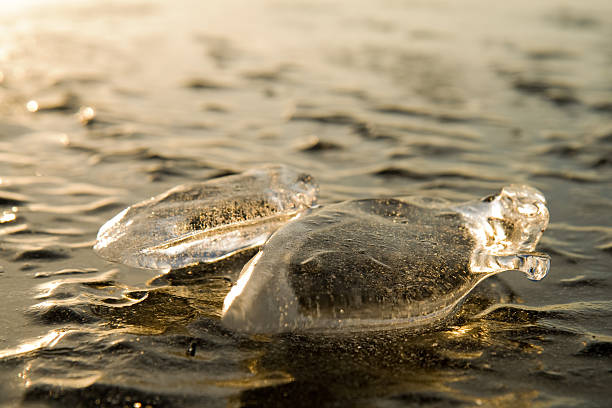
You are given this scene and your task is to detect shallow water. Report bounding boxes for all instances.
[1,0,611,406]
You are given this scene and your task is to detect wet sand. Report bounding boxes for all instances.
[1,0,611,406]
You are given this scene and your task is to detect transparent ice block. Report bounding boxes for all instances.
[94,165,318,270]
[222,185,550,333]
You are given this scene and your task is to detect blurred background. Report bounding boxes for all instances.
[1,0,611,406]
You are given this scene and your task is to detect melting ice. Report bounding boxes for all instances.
[222,185,550,333]
[94,165,318,270]
[94,166,550,334]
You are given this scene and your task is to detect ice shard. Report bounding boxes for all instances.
[94,165,318,270]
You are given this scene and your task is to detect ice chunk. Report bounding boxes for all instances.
[222,186,550,333]
[452,185,550,279]
[94,165,318,270]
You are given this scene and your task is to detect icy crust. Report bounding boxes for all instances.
[222,186,551,334]
[453,185,550,281]
[94,165,318,270]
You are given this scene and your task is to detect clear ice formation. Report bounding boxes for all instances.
[94,167,550,334]
[221,185,550,333]
[94,165,318,270]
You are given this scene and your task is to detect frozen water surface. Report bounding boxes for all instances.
[222,186,550,333]
[94,165,318,270]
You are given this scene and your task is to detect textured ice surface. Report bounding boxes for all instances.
[453,185,550,280]
[222,186,550,333]
[94,165,318,270]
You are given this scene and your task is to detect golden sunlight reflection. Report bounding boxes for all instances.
[0,210,17,223]
[447,325,473,337]
[0,0,52,14]
[213,361,295,389]
[26,100,39,112]
[222,251,262,313]
[78,105,96,125]
[0,330,68,359]
[34,269,119,299]
[59,133,70,146]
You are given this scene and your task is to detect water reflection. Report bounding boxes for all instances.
[0,330,68,360]
[77,105,96,125]
[1,0,611,406]
[9,271,526,407]
[26,100,39,113]
[233,278,524,406]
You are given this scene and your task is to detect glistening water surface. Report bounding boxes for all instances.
[1,0,611,407]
